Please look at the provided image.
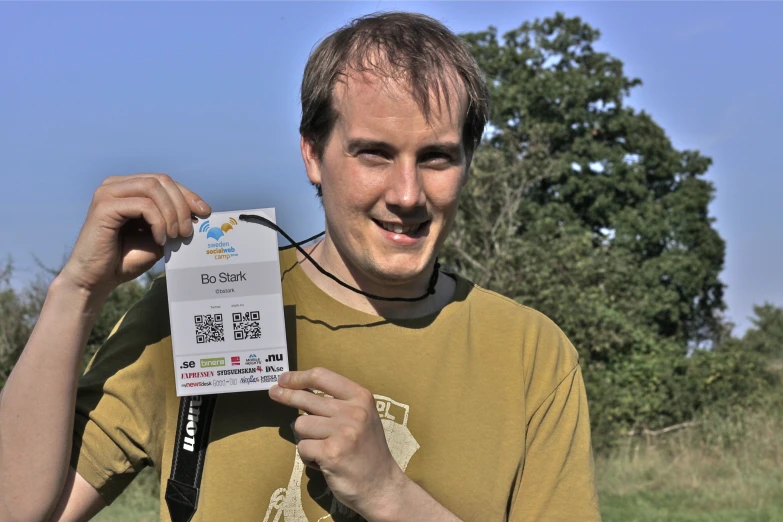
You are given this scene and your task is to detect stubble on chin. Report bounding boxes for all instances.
[361,248,436,288]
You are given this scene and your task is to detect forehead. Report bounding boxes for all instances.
[331,70,467,138]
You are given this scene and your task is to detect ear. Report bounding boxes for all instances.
[300,135,322,186]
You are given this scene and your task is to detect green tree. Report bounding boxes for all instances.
[739,303,783,360]
[0,260,153,387]
[0,260,37,387]
[680,304,783,418]
[448,13,727,443]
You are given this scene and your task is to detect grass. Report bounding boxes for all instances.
[597,408,783,521]
[94,408,783,521]
[92,467,159,522]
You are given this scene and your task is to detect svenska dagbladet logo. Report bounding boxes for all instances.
[201,217,239,260]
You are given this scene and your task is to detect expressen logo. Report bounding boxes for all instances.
[200,357,225,368]
[200,217,239,260]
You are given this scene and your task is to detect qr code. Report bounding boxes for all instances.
[232,311,262,341]
[195,314,224,343]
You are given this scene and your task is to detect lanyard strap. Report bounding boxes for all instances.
[165,394,217,522]
[238,213,439,302]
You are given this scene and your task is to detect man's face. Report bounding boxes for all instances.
[301,72,468,289]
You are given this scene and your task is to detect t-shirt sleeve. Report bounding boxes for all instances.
[504,313,600,521]
[509,361,600,521]
[70,277,174,505]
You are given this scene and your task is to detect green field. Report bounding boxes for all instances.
[596,409,783,521]
[94,410,783,522]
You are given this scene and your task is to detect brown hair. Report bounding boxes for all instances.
[300,12,491,195]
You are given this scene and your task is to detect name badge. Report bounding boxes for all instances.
[164,208,289,396]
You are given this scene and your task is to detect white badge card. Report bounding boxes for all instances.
[164,208,289,396]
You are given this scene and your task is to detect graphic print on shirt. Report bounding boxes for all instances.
[263,394,420,522]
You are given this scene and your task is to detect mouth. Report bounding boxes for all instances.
[372,219,429,237]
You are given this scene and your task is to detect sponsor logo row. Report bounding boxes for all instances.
[181,365,284,380]
[180,373,278,389]
[180,352,283,370]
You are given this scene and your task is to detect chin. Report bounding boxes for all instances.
[365,255,433,286]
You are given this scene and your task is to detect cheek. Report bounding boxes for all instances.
[424,172,464,213]
[322,165,383,219]
[337,166,386,209]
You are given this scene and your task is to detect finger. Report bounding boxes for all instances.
[101,174,211,219]
[97,196,168,245]
[100,175,126,186]
[99,177,181,238]
[173,181,211,217]
[154,175,194,237]
[293,414,333,440]
[278,367,364,401]
[269,385,336,417]
[297,439,325,469]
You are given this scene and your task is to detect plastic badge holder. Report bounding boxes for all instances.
[164,208,289,396]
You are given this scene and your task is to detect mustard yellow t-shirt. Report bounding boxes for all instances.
[71,249,600,521]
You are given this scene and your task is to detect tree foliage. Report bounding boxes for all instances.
[739,303,783,360]
[0,260,149,387]
[446,13,767,444]
[0,260,37,387]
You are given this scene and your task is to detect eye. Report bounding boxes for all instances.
[359,149,390,159]
[420,151,454,166]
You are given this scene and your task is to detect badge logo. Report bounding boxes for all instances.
[200,357,225,368]
[201,217,239,260]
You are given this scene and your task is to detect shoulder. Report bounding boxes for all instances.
[456,276,580,399]
[279,248,298,275]
[458,276,576,354]
[109,275,171,345]
[73,277,174,498]
[460,279,556,327]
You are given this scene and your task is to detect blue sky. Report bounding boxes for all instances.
[2,2,781,335]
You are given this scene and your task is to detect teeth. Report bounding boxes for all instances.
[380,221,420,234]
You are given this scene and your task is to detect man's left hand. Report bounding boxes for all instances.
[269,367,405,520]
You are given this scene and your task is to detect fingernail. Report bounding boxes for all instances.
[269,385,281,397]
[197,200,210,214]
[278,372,289,385]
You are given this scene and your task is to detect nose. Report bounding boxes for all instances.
[384,158,426,211]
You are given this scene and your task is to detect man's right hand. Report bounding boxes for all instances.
[59,173,210,299]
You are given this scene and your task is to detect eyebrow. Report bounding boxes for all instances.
[421,142,463,158]
[346,139,463,157]
[346,139,396,154]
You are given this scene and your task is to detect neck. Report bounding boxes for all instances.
[296,239,455,320]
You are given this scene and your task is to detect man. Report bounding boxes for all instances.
[0,12,600,522]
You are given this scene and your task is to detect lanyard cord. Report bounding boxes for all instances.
[238,214,439,302]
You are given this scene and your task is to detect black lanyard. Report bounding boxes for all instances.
[165,394,217,522]
[238,214,439,302]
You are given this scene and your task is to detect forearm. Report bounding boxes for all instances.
[368,475,462,522]
[0,276,105,520]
